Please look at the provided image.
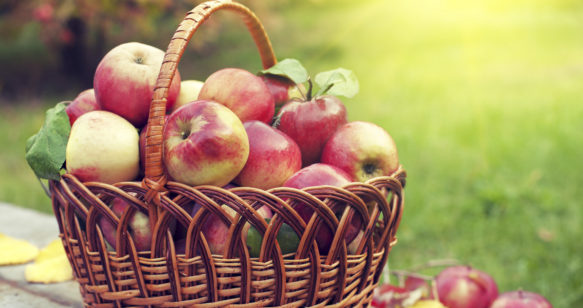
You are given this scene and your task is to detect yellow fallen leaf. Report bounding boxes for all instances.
[25,238,73,284]
[35,238,66,262]
[0,233,39,265]
[25,254,73,283]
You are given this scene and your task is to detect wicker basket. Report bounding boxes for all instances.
[49,1,406,307]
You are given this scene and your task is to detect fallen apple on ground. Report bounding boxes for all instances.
[490,290,553,308]
[435,265,498,308]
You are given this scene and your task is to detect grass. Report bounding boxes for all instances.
[2,0,582,306]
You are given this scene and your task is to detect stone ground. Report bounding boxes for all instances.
[0,202,83,307]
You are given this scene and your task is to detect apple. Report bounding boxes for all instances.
[163,100,249,187]
[66,110,139,183]
[371,284,412,308]
[283,163,360,254]
[98,197,152,252]
[405,276,434,299]
[65,89,100,126]
[234,121,302,189]
[275,94,347,166]
[171,80,205,113]
[200,203,272,255]
[198,68,275,124]
[260,75,304,107]
[490,290,552,308]
[321,121,399,182]
[435,265,498,308]
[94,42,181,128]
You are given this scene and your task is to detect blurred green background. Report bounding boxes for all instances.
[1,0,582,306]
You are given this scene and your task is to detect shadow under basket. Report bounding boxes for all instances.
[48,1,406,307]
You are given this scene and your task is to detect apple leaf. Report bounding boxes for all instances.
[314,68,359,98]
[260,58,309,85]
[25,102,71,181]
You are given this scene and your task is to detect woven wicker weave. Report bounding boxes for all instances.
[49,1,406,307]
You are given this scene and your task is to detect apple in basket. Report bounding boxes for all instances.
[260,74,304,107]
[202,204,273,255]
[234,121,302,190]
[435,265,498,308]
[490,290,553,308]
[66,110,140,184]
[94,42,181,128]
[321,121,399,182]
[163,100,249,187]
[65,89,100,126]
[283,163,361,255]
[98,197,152,252]
[171,80,205,113]
[275,94,347,166]
[198,68,275,124]
[174,184,273,256]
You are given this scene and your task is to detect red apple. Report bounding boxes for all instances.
[260,75,304,107]
[98,197,152,251]
[66,89,100,126]
[200,202,272,255]
[275,95,347,166]
[163,100,249,187]
[435,266,498,308]
[234,121,302,189]
[490,290,552,308]
[94,42,181,128]
[198,68,275,124]
[283,163,360,254]
[405,276,434,300]
[371,284,412,308]
[205,205,272,255]
[321,121,399,182]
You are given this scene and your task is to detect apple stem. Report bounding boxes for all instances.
[306,78,313,101]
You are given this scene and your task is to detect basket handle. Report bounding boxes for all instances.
[143,0,277,192]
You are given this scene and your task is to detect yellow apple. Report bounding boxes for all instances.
[411,300,447,308]
[171,80,205,113]
[66,110,139,183]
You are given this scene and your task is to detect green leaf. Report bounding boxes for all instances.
[25,102,71,180]
[260,58,309,85]
[314,68,359,98]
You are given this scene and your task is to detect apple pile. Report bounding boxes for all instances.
[31,41,401,256]
[372,264,553,308]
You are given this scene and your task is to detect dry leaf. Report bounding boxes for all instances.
[25,238,73,283]
[0,233,39,265]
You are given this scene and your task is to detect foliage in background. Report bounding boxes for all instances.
[0,0,283,99]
